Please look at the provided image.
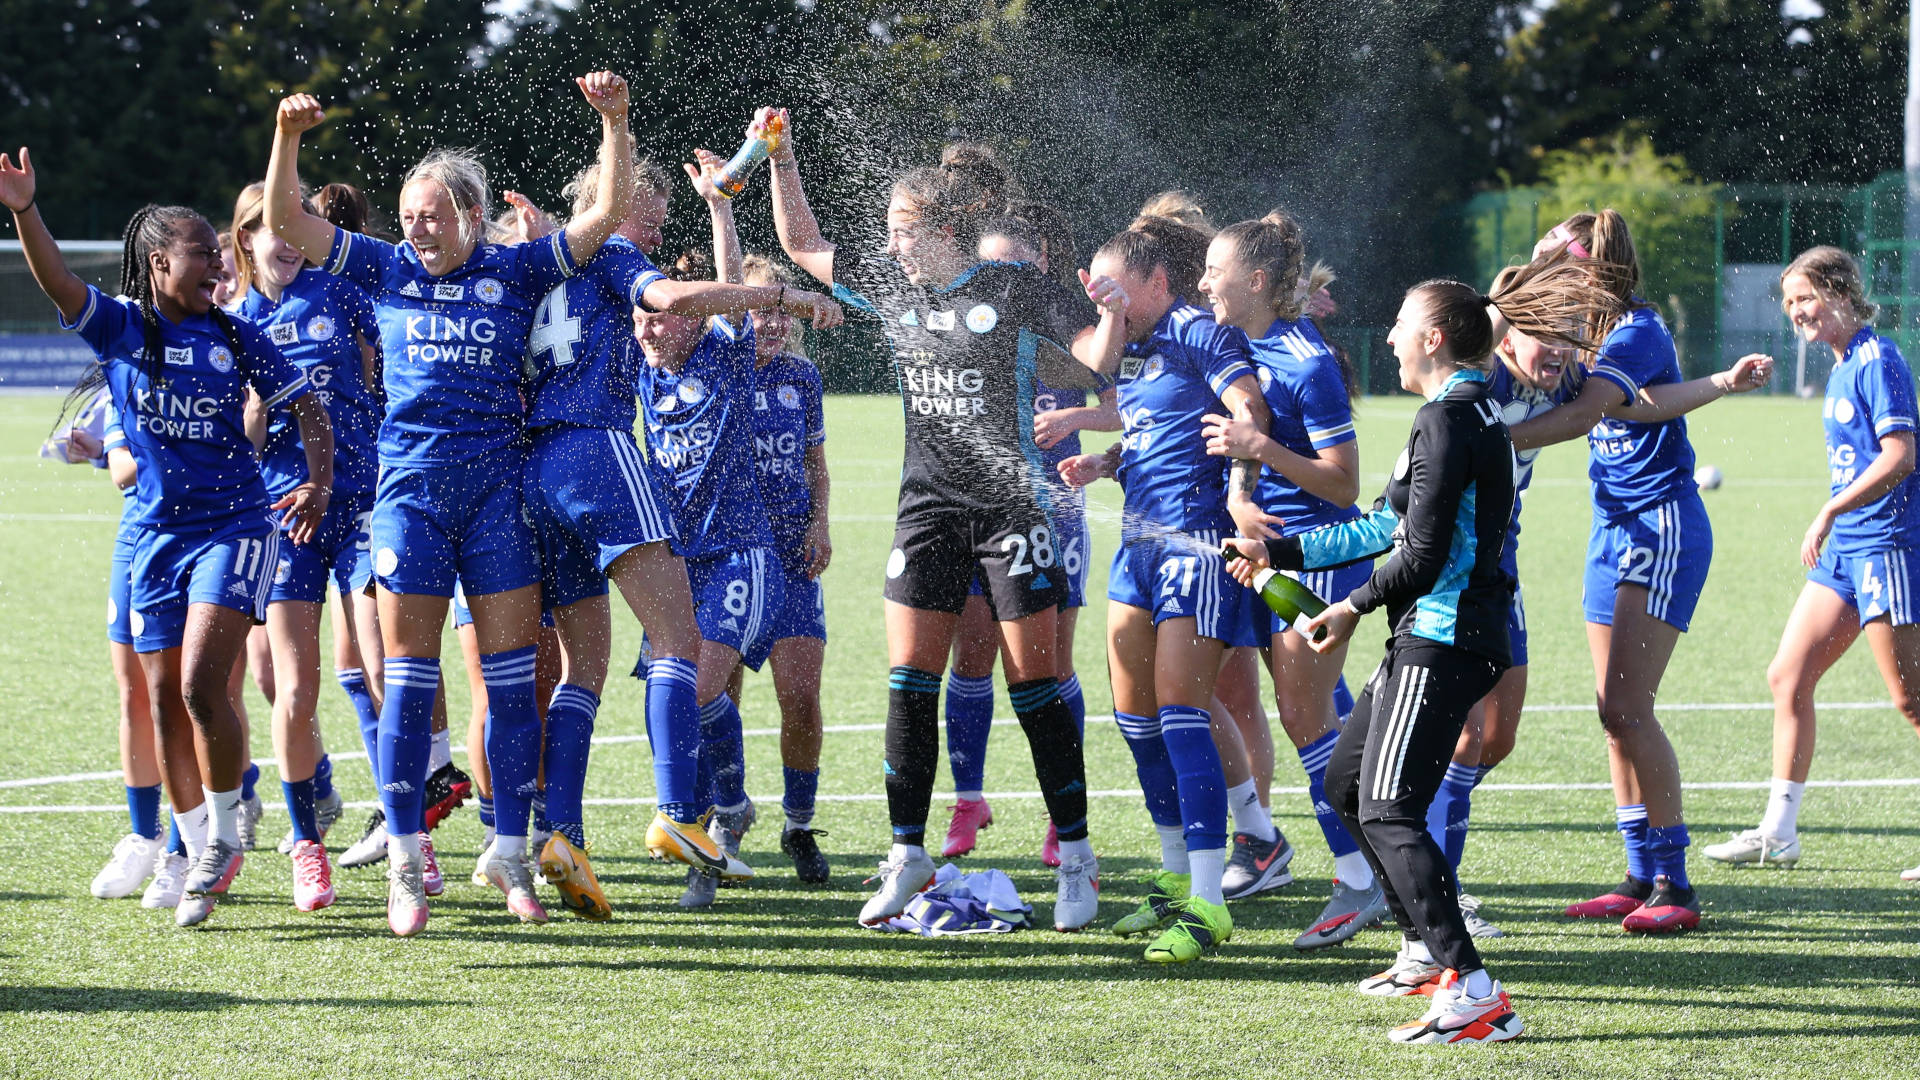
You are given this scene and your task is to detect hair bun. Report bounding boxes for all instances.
[1476,293,1494,307]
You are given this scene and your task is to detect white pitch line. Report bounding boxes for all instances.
[7,776,1920,815]
[0,699,1897,793]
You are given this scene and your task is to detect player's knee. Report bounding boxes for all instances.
[1595,696,1644,739]
[181,670,229,729]
[1891,687,1920,731]
[1765,655,1811,706]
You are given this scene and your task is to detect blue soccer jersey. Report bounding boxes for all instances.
[1488,360,1573,572]
[750,352,826,555]
[1246,315,1359,534]
[525,235,665,433]
[1584,306,1698,520]
[63,285,308,534]
[638,317,773,559]
[1825,328,1920,554]
[1114,303,1255,537]
[237,268,382,499]
[323,226,578,466]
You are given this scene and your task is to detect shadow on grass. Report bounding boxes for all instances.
[0,986,449,1013]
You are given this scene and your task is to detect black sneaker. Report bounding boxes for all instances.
[423,762,472,830]
[781,827,831,884]
[1221,830,1294,900]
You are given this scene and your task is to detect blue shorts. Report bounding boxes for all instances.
[689,548,785,671]
[1108,528,1263,647]
[1809,544,1920,627]
[766,553,827,644]
[270,491,373,604]
[1583,493,1713,632]
[127,518,279,653]
[108,524,137,646]
[526,426,678,610]
[1262,559,1374,640]
[370,460,539,599]
[449,580,553,630]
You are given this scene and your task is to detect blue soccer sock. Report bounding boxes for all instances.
[1057,672,1086,737]
[532,792,550,835]
[1616,803,1652,883]
[313,754,334,801]
[478,795,495,830]
[1332,676,1354,724]
[282,776,319,845]
[699,693,749,810]
[783,766,820,830]
[480,646,540,839]
[336,667,381,770]
[543,683,599,849]
[378,657,440,836]
[127,784,163,840]
[645,656,702,822]
[240,761,260,802]
[1115,711,1181,829]
[1158,705,1227,853]
[165,814,185,856]
[1472,762,1495,789]
[1646,823,1692,890]
[943,672,995,798]
[1298,730,1360,858]
[1424,761,1478,869]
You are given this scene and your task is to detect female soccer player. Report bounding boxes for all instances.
[5,151,334,928]
[1706,246,1920,875]
[942,211,1119,867]
[232,180,382,911]
[1059,227,1271,963]
[263,72,633,935]
[1508,210,1770,933]
[1226,263,1612,1043]
[1196,211,1390,942]
[770,110,1104,930]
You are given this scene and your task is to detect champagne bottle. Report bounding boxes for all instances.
[1223,546,1329,642]
[709,112,787,200]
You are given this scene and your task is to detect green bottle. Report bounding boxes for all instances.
[1224,547,1329,642]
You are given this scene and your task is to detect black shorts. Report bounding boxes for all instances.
[883,510,1067,620]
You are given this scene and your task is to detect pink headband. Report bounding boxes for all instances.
[1548,224,1590,260]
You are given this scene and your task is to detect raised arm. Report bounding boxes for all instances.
[560,72,635,265]
[1510,373,1621,452]
[1611,353,1773,424]
[264,96,340,263]
[764,108,838,286]
[1073,272,1130,376]
[1,149,89,321]
[686,148,744,285]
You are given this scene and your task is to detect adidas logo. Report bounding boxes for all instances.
[228,579,252,597]
[721,617,740,631]
[1031,573,1052,590]
[382,780,415,794]
[400,280,423,297]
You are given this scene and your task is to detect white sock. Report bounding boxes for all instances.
[1227,779,1277,842]
[174,804,210,860]
[1461,967,1495,999]
[389,830,423,861]
[1758,778,1805,839]
[1334,851,1375,891]
[785,815,811,833]
[1057,837,1094,865]
[1189,849,1226,906]
[889,842,928,866]
[1157,825,1190,873]
[428,729,452,773]
[1401,936,1434,963]
[205,786,242,848]
[495,834,527,858]
[955,789,985,803]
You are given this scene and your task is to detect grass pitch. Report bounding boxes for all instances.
[2,392,1918,1078]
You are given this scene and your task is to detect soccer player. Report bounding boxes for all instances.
[232,181,382,911]
[770,111,1103,931]
[1195,212,1390,941]
[1224,264,1610,1043]
[733,253,838,883]
[5,152,335,928]
[1509,211,1771,933]
[942,211,1119,866]
[263,72,635,935]
[1059,226,1272,963]
[1706,246,1920,875]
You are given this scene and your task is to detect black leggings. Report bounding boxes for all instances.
[1325,639,1504,974]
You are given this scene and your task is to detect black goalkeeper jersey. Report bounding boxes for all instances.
[833,258,1099,527]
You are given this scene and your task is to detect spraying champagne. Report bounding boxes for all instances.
[708,111,787,200]
[1223,545,1329,643]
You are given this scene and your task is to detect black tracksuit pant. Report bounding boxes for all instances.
[1325,638,1504,975]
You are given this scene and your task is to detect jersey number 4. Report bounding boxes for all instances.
[529,286,584,373]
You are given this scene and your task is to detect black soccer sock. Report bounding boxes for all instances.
[884,666,942,846]
[1009,678,1090,843]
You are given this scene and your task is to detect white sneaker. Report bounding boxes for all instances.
[1462,907,1506,939]
[339,811,390,868]
[472,830,500,887]
[92,833,165,899]
[387,851,429,937]
[141,852,189,909]
[1388,972,1523,1044]
[175,839,243,928]
[857,847,936,926]
[1357,951,1444,996]
[1052,852,1100,931]
[1900,862,1920,882]
[678,867,718,909]
[1704,828,1800,867]
[237,793,264,852]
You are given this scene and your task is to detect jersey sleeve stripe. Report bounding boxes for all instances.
[259,373,310,409]
[1207,360,1253,398]
[1308,422,1356,447]
[1876,415,1916,434]
[59,286,100,332]
[325,229,353,276]
[628,270,666,307]
[1590,364,1638,398]
[548,232,578,277]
